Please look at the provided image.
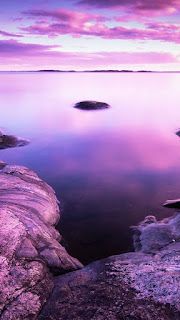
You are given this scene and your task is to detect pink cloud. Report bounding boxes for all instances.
[21,21,107,37]
[20,7,180,43]
[21,8,110,38]
[21,19,180,44]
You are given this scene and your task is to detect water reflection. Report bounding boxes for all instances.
[0,72,180,263]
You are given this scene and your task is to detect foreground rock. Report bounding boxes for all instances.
[0,164,82,320]
[74,100,110,110]
[0,131,29,149]
[0,161,179,319]
[39,214,180,320]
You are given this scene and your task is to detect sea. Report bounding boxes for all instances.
[0,71,180,263]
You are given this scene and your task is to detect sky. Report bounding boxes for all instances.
[0,0,180,71]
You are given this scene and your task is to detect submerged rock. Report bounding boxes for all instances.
[0,165,82,319]
[74,100,110,110]
[0,131,29,149]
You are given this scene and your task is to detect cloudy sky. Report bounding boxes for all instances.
[0,0,180,71]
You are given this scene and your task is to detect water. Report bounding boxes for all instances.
[0,72,180,264]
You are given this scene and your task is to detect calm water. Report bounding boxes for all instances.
[0,72,180,263]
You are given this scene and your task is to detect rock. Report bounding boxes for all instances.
[131,213,180,253]
[74,100,110,110]
[163,199,180,209]
[39,244,180,320]
[0,161,6,169]
[0,164,82,319]
[0,131,29,149]
[0,160,179,319]
[175,129,180,137]
[39,213,180,319]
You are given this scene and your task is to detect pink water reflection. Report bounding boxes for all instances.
[0,72,180,263]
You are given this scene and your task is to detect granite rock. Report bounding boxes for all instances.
[39,214,180,320]
[0,164,82,319]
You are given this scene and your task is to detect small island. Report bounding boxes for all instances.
[74,100,110,110]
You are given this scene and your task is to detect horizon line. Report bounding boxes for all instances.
[0,70,180,73]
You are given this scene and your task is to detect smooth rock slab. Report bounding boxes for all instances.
[39,243,180,320]
[74,100,110,110]
[39,214,180,320]
[0,164,82,319]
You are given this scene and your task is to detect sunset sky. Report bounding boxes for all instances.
[0,0,180,71]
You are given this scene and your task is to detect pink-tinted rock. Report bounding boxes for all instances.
[0,131,29,149]
[0,165,82,319]
[39,214,180,320]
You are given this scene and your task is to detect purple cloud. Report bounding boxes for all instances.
[23,8,106,22]
[77,0,180,12]
[0,39,58,56]
[0,30,22,38]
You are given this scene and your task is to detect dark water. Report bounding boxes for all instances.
[1,72,180,264]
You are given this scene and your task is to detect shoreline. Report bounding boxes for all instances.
[0,161,179,319]
[0,131,179,319]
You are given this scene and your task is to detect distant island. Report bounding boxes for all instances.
[1,70,180,73]
[38,69,152,73]
[38,69,179,73]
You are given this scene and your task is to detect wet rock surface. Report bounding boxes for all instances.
[0,164,82,320]
[74,100,110,110]
[39,214,180,320]
[0,131,29,149]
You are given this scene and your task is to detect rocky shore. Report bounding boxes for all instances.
[0,164,82,320]
[0,131,179,319]
[0,163,179,320]
[39,214,180,320]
